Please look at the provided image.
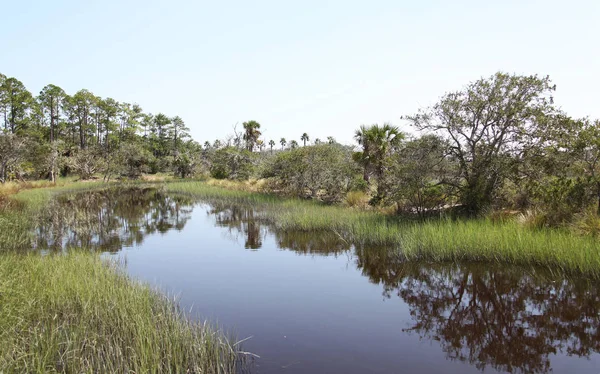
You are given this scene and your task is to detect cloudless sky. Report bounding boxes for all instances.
[1,0,599,145]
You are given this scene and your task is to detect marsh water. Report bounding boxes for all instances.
[35,188,600,373]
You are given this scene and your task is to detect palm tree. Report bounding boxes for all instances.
[301,132,309,146]
[280,137,287,150]
[327,136,335,144]
[242,120,261,152]
[289,140,299,149]
[268,139,275,153]
[314,138,321,145]
[354,123,404,200]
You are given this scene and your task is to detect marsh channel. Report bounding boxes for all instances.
[32,187,600,374]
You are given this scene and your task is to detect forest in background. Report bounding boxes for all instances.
[2,71,600,230]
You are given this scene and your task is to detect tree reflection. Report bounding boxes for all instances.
[274,230,351,256]
[207,203,351,255]
[356,246,600,373]
[34,191,600,373]
[209,204,266,249]
[35,188,195,252]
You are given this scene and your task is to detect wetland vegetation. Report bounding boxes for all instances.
[3,69,600,372]
[3,186,597,373]
[166,181,600,278]
[0,252,241,373]
[0,186,245,373]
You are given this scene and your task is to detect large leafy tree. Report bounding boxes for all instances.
[38,84,67,143]
[150,113,172,158]
[99,97,119,150]
[566,118,600,215]
[389,135,452,214]
[0,71,206,180]
[409,72,557,214]
[62,94,78,147]
[70,89,96,149]
[118,103,143,143]
[0,77,33,134]
[139,113,153,140]
[171,116,190,154]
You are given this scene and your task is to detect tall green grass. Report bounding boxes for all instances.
[167,181,600,278]
[1,181,243,373]
[399,219,600,277]
[0,252,241,373]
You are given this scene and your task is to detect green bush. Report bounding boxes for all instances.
[209,147,255,180]
[262,144,359,202]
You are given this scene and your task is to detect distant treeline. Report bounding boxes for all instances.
[1,71,600,227]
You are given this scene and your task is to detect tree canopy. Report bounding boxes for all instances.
[2,70,600,227]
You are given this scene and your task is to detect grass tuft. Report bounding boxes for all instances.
[0,252,241,373]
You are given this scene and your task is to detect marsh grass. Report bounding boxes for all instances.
[1,178,598,372]
[0,252,241,373]
[400,219,600,276]
[0,180,57,197]
[0,181,109,250]
[1,181,243,373]
[206,178,267,193]
[167,181,600,278]
[343,190,370,208]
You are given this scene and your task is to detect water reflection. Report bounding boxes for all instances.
[209,204,267,249]
[36,188,195,252]
[274,230,350,255]
[207,202,351,255]
[357,246,600,373]
[33,189,600,373]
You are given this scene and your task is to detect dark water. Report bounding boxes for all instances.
[36,188,600,373]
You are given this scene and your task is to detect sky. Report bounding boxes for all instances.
[1,0,599,145]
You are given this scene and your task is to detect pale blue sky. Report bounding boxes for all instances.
[2,0,598,144]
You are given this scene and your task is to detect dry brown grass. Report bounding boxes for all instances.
[343,191,371,208]
[140,173,175,182]
[0,181,57,208]
[572,209,600,237]
[206,178,268,193]
[487,209,521,223]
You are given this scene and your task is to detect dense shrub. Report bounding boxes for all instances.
[209,147,255,180]
[262,144,358,202]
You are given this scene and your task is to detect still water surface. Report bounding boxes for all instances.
[36,188,600,373]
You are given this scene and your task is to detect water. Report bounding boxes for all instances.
[35,188,600,373]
